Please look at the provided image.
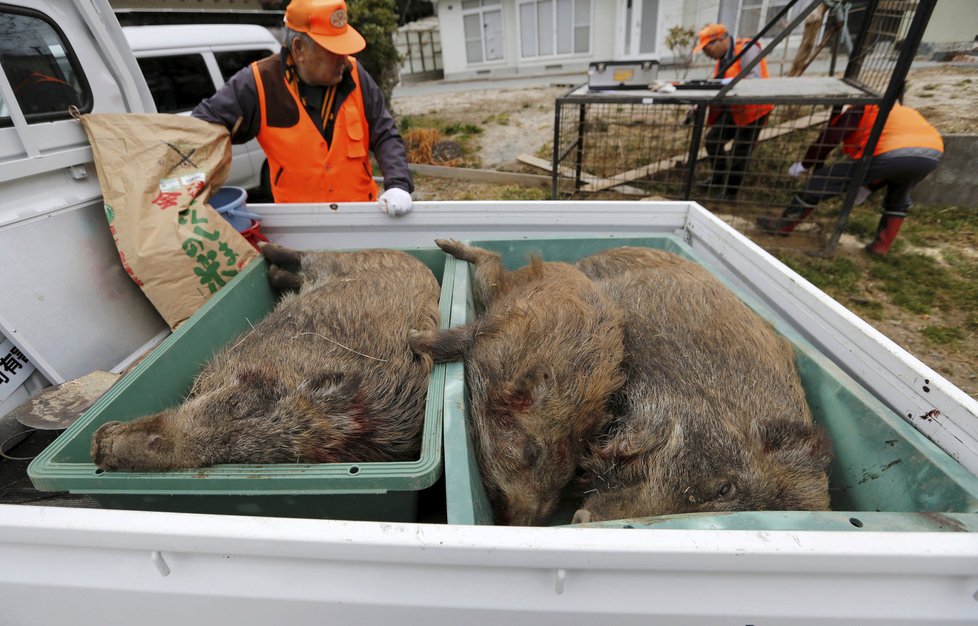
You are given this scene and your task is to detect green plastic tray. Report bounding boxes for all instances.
[440,236,978,529]
[28,248,455,521]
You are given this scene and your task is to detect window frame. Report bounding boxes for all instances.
[461,0,505,66]
[736,0,794,39]
[0,3,93,128]
[133,52,216,115]
[517,0,592,61]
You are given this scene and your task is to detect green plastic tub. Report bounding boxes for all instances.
[28,248,456,521]
[441,236,978,529]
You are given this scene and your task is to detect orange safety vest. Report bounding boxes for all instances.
[841,104,944,159]
[252,55,378,203]
[710,38,775,127]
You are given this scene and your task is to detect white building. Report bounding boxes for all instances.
[430,0,818,81]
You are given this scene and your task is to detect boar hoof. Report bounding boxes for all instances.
[571,508,592,525]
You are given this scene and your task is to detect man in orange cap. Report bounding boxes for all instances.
[693,23,773,200]
[193,0,413,216]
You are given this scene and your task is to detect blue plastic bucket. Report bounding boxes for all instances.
[209,186,262,232]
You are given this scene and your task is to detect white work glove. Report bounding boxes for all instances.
[788,161,808,178]
[854,185,872,205]
[378,187,413,217]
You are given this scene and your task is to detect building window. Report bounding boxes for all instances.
[462,0,503,64]
[0,7,91,126]
[738,0,790,37]
[519,0,591,58]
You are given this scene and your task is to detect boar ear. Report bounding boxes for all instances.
[146,433,163,452]
[752,419,833,471]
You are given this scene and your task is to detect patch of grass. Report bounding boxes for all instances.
[482,112,511,126]
[916,93,934,98]
[939,249,978,325]
[922,83,940,91]
[400,115,483,139]
[955,79,973,86]
[844,210,879,240]
[921,325,964,346]
[443,122,482,137]
[496,185,549,201]
[774,253,863,297]
[900,206,978,250]
[908,205,978,232]
[868,252,953,314]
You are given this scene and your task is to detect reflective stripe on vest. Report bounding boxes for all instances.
[841,104,945,160]
[711,39,775,126]
[252,55,378,203]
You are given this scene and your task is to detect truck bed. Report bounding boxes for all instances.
[2,201,978,625]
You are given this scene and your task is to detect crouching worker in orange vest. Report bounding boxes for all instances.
[756,103,943,256]
[192,0,413,217]
[694,23,774,200]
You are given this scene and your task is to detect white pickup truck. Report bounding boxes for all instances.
[1,2,977,624]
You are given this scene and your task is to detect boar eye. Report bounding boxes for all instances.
[716,481,736,500]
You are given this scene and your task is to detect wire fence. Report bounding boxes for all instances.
[549,0,935,255]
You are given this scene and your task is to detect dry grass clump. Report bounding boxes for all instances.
[403,128,463,166]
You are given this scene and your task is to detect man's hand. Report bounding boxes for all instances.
[788,161,808,178]
[378,188,412,217]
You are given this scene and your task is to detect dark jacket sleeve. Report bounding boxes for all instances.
[357,65,413,194]
[803,107,864,168]
[191,66,263,145]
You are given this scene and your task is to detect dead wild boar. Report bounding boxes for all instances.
[91,244,440,471]
[410,239,624,526]
[572,246,832,523]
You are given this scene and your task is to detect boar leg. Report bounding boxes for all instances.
[408,312,506,363]
[267,264,303,292]
[435,239,506,308]
[261,243,305,292]
[260,243,303,268]
[408,324,478,363]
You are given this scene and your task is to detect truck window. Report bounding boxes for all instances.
[136,54,214,114]
[214,49,275,83]
[0,8,90,125]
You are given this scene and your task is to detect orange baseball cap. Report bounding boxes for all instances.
[693,23,728,52]
[285,0,366,55]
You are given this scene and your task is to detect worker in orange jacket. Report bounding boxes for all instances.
[694,23,774,200]
[757,103,943,256]
[193,0,412,215]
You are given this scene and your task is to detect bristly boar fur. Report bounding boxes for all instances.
[410,239,625,526]
[572,247,832,523]
[91,245,440,471]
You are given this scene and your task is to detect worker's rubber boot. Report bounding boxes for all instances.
[755,195,817,236]
[865,214,905,257]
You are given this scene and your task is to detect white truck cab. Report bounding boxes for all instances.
[122,23,278,194]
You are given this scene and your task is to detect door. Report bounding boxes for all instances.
[620,0,659,59]
[462,0,503,64]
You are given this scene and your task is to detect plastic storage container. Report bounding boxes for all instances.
[441,236,978,529]
[28,248,456,521]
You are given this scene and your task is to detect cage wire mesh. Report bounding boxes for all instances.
[550,0,934,256]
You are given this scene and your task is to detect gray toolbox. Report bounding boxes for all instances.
[588,59,660,90]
